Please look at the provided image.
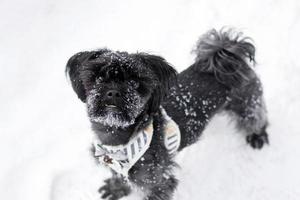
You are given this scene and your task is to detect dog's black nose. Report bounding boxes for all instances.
[106,90,121,99]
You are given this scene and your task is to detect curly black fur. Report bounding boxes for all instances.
[66,28,269,200]
[192,28,256,88]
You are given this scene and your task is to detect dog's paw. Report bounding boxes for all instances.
[246,132,269,149]
[99,178,131,200]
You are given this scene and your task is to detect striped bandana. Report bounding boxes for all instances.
[94,107,181,176]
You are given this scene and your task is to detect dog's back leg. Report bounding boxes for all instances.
[225,77,269,149]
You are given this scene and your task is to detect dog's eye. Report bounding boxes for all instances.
[96,77,104,84]
[128,80,139,89]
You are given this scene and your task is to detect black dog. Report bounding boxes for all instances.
[66,29,269,200]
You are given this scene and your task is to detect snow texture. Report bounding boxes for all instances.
[1,0,300,199]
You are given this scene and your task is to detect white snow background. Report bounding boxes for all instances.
[1,0,300,199]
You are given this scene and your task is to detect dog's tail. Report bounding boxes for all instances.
[192,28,256,88]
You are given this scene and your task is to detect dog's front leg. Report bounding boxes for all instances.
[99,171,131,200]
[144,175,178,200]
[128,152,178,200]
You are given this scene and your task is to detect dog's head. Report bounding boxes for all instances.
[66,49,177,128]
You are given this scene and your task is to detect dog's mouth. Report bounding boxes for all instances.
[105,104,117,108]
[104,104,122,113]
[90,103,135,127]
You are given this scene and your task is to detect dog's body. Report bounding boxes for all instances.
[66,29,269,200]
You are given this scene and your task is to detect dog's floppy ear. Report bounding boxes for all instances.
[137,53,177,113]
[66,49,110,102]
[66,51,91,102]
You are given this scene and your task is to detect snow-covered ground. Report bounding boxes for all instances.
[1,0,300,199]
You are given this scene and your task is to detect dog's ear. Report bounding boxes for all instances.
[65,49,109,102]
[66,51,91,102]
[137,54,177,113]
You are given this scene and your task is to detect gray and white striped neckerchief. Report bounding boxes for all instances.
[94,108,181,177]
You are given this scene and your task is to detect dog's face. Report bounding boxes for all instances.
[66,49,176,128]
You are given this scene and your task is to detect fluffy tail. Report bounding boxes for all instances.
[192,28,256,88]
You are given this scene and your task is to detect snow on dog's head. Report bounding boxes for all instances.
[66,49,177,128]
